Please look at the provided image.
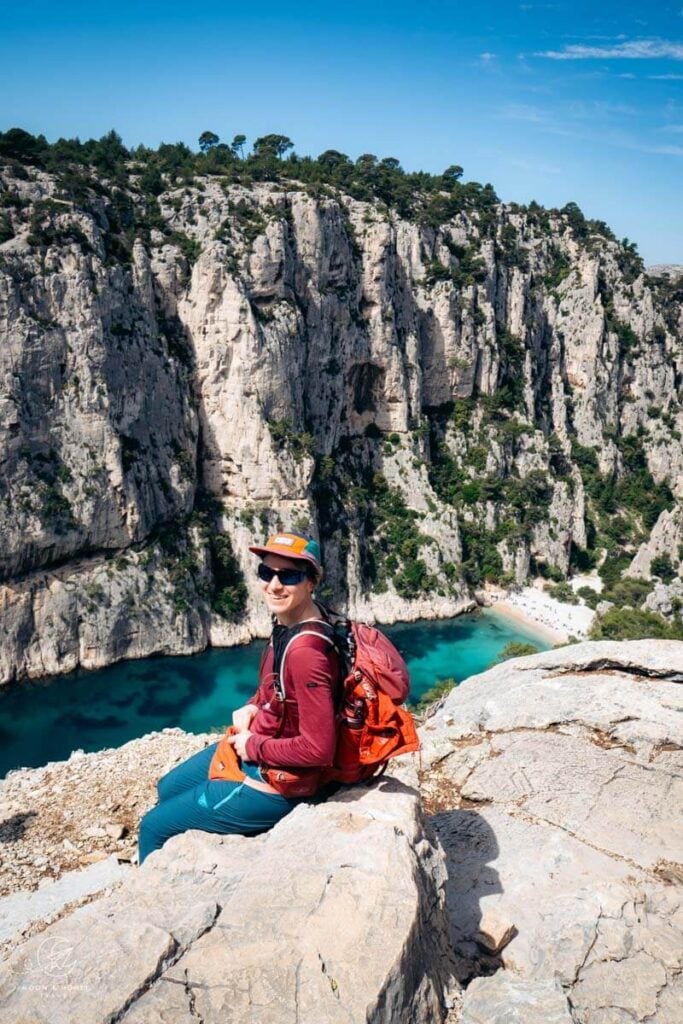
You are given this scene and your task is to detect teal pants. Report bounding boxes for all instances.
[137,741,298,865]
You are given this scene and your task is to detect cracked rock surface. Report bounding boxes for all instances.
[1,638,681,1023]
[418,639,683,1024]
[0,727,219,901]
[0,779,457,1024]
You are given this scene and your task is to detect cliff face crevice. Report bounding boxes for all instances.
[0,160,681,682]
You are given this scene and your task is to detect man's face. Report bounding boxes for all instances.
[260,553,314,622]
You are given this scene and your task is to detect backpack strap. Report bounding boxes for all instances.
[272,619,338,702]
[313,600,355,676]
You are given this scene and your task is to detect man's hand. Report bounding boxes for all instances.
[232,704,258,733]
[227,729,252,760]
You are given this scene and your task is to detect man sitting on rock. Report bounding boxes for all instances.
[138,533,340,864]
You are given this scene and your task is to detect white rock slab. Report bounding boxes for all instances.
[0,854,130,944]
[424,639,683,1024]
[0,781,456,1024]
[462,972,573,1024]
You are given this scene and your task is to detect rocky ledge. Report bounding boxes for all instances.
[0,639,681,1023]
[419,638,683,1024]
[0,779,457,1023]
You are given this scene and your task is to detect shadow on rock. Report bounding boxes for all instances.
[0,811,38,844]
[311,773,419,806]
[431,808,508,986]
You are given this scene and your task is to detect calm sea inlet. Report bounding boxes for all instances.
[0,608,550,779]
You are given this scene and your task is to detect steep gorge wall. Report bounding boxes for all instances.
[0,161,681,682]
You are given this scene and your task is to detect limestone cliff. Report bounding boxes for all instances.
[0,135,681,681]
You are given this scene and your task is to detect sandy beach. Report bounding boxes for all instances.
[486,585,596,644]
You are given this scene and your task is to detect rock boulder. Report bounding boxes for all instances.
[418,639,683,1024]
[2,639,681,1023]
[0,780,457,1024]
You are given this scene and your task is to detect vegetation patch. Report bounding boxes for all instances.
[497,641,540,660]
[414,677,456,714]
[0,127,502,231]
[590,607,683,641]
[368,474,437,599]
[150,521,205,614]
[210,534,248,620]
[543,247,571,289]
[189,494,248,621]
[267,418,316,461]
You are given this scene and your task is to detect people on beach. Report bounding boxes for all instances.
[137,532,340,865]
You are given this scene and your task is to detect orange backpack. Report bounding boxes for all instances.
[261,609,420,796]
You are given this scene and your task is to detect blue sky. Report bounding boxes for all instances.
[2,1,682,263]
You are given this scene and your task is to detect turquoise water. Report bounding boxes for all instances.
[0,609,550,778]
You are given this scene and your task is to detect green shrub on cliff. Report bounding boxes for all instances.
[451,398,475,432]
[210,534,247,620]
[543,247,571,289]
[0,127,503,226]
[423,260,451,286]
[394,558,434,600]
[171,231,201,265]
[548,581,579,604]
[267,419,316,461]
[414,677,456,714]
[590,607,683,641]
[614,435,674,529]
[39,486,75,534]
[599,549,632,589]
[606,577,652,608]
[459,521,503,585]
[422,244,487,289]
[370,474,438,598]
[0,210,13,243]
[497,641,541,660]
[576,586,601,609]
[569,434,672,557]
[651,554,676,583]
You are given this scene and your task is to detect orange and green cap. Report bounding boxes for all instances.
[249,532,322,575]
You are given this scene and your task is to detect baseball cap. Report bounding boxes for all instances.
[249,532,322,577]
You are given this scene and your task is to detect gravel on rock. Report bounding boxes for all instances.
[0,728,219,898]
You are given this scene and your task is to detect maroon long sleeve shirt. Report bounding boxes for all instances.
[244,631,341,769]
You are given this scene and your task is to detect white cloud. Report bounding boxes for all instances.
[649,144,683,156]
[566,100,637,118]
[650,73,683,79]
[479,52,497,63]
[500,103,546,123]
[536,38,683,60]
[615,136,683,157]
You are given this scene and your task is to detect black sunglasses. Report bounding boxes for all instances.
[257,563,310,586]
